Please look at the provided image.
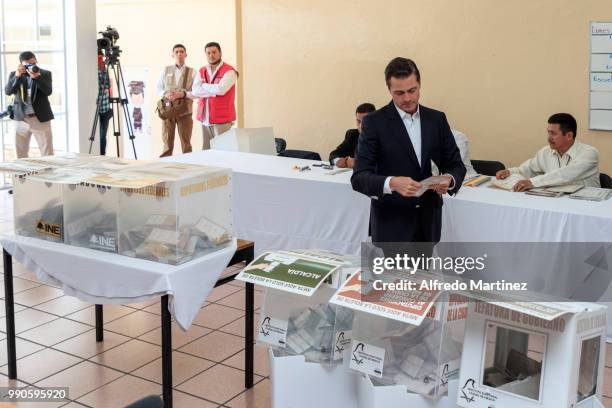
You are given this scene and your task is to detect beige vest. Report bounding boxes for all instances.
[164,65,194,114]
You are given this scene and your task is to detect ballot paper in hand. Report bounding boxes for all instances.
[413,175,452,197]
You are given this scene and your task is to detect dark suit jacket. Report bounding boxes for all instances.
[329,128,359,163]
[351,101,466,243]
[4,69,54,122]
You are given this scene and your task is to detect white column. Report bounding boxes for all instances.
[64,0,98,154]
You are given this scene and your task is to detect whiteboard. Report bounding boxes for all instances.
[590,54,612,72]
[590,21,612,130]
[590,110,612,130]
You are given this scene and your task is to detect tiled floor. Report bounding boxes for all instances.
[2,185,612,407]
[0,190,270,407]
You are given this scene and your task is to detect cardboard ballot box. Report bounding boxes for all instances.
[330,271,468,399]
[269,349,359,408]
[7,154,114,243]
[73,161,233,265]
[238,250,357,364]
[457,298,607,408]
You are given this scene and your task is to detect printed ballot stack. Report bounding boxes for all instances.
[1,154,233,265]
[237,250,609,408]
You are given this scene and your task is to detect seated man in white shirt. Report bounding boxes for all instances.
[496,113,600,192]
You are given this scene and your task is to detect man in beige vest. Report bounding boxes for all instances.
[156,44,197,157]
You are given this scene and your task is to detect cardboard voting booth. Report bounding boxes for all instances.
[457,296,607,408]
[210,127,277,156]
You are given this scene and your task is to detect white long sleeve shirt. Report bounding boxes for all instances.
[189,61,238,125]
[155,64,197,98]
[509,141,600,188]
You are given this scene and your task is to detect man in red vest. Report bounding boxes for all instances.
[190,42,238,150]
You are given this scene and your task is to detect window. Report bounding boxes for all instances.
[577,336,600,402]
[0,0,67,186]
[482,323,545,401]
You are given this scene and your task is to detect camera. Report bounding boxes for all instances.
[0,105,13,120]
[24,64,40,74]
[97,26,121,65]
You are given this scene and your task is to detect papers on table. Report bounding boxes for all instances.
[489,174,525,190]
[569,187,612,201]
[525,185,584,198]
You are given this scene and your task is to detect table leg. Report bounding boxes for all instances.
[161,295,173,408]
[95,305,104,342]
[244,245,255,389]
[245,282,255,389]
[3,249,17,379]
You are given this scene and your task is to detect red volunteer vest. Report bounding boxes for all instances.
[196,62,238,124]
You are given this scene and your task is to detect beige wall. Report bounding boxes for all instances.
[95,0,237,158]
[241,0,612,173]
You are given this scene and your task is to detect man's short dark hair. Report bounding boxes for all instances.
[173,44,186,52]
[548,113,577,138]
[19,51,36,62]
[384,57,420,87]
[205,42,221,52]
[356,103,376,114]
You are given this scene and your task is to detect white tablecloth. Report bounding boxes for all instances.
[166,150,371,255]
[0,234,237,330]
[441,183,612,242]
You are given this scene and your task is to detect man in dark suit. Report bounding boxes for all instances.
[4,51,54,158]
[351,57,466,243]
[329,102,376,168]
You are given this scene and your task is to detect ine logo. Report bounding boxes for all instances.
[36,219,61,238]
[460,379,476,403]
[335,332,346,354]
[351,343,365,365]
[259,316,271,337]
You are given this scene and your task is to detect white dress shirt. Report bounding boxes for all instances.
[509,141,600,188]
[383,105,422,194]
[155,64,197,98]
[190,61,238,125]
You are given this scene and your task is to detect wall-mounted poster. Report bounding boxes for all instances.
[120,66,153,159]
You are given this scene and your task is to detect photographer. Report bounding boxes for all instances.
[4,51,54,158]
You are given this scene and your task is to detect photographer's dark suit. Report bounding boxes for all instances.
[351,102,466,243]
[5,69,54,157]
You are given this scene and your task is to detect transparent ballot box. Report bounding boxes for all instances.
[4,154,108,242]
[329,271,467,399]
[245,249,358,364]
[78,162,234,265]
[13,174,63,242]
[11,156,137,244]
[258,285,340,364]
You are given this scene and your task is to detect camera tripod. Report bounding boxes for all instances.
[88,59,138,159]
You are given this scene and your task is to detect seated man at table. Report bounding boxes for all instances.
[496,113,600,192]
[329,102,376,168]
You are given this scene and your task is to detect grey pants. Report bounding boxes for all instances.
[201,122,233,150]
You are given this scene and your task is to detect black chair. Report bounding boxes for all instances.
[278,149,322,161]
[124,395,163,408]
[471,160,506,176]
[601,173,612,189]
[274,137,287,153]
